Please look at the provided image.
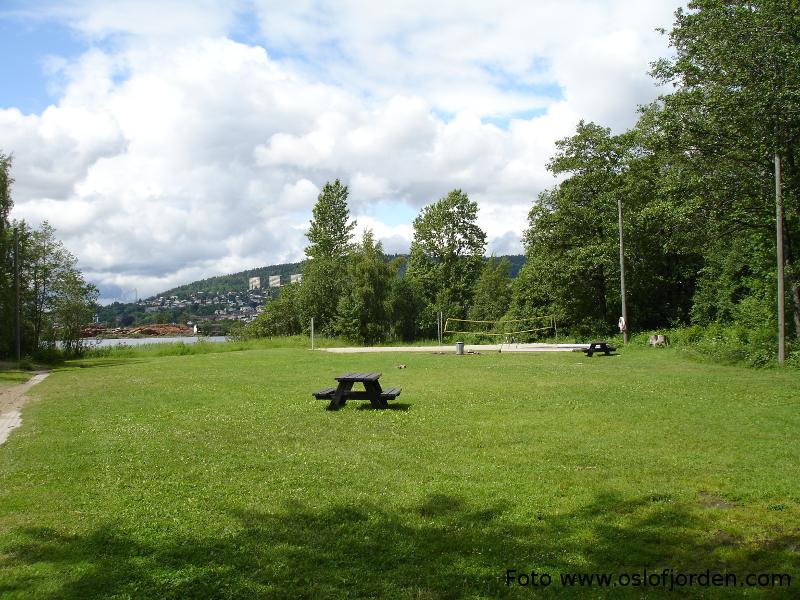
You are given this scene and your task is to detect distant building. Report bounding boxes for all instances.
[269,275,281,288]
[249,276,262,290]
[290,273,302,284]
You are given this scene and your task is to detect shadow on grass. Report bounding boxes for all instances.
[354,402,412,411]
[64,358,152,370]
[1,492,797,599]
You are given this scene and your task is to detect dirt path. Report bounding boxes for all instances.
[0,371,50,446]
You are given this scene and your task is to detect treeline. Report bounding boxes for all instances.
[513,0,799,364]
[245,1,799,365]
[239,182,523,344]
[0,153,97,359]
[155,255,525,299]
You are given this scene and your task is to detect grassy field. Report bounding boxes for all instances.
[0,344,797,598]
[0,367,32,389]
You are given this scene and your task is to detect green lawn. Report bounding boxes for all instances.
[0,345,797,598]
[0,368,32,389]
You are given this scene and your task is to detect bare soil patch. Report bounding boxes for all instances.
[0,371,50,446]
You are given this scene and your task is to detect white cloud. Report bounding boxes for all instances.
[1,1,684,301]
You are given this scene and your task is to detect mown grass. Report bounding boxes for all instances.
[0,345,798,598]
[0,364,33,388]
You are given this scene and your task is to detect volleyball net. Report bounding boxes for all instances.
[443,315,557,337]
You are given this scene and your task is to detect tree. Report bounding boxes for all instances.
[0,151,11,233]
[334,230,396,345]
[389,274,425,342]
[405,189,486,336]
[0,152,13,356]
[299,179,357,335]
[51,269,98,356]
[469,257,512,323]
[243,282,302,338]
[511,123,626,336]
[510,120,702,338]
[651,0,800,338]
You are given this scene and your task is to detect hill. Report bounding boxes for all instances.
[155,254,525,298]
[158,261,304,298]
[94,255,526,328]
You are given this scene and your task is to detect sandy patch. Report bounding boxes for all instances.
[322,343,589,354]
[0,371,50,446]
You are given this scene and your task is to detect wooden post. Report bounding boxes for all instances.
[310,317,315,350]
[775,152,785,364]
[617,195,629,344]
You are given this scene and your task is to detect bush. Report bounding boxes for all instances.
[18,356,35,371]
[665,324,789,368]
[32,346,65,365]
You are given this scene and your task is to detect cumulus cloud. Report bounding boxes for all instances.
[1,1,683,301]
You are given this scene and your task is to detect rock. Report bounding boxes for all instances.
[648,334,670,347]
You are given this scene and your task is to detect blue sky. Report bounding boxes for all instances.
[0,1,681,301]
[0,15,87,113]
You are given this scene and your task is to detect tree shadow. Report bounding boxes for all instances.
[1,491,797,598]
[64,358,152,370]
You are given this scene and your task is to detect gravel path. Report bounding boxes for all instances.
[322,343,588,353]
[0,371,50,446]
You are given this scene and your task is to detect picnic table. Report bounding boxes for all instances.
[313,372,401,410]
[580,340,616,357]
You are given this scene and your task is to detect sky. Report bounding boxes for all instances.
[0,0,684,303]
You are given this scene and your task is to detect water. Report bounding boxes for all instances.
[84,336,228,348]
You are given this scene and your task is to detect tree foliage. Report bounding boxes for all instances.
[650,0,800,337]
[242,282,302,338]
[299,179,357,334]
[334,230,396,345]
[469,257,511,323]
[0,154,97,359]
[406,189,486,335]
[0,152,13,353]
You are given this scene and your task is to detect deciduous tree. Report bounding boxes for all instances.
[406,189,486,336]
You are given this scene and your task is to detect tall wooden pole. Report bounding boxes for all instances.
[775,152,785,364]
[617,196,629,344]
[14,226,20,360]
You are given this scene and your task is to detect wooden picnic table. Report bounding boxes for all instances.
[580,340,616,357]
[313,372,401,410]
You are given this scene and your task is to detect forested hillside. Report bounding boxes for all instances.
[156,255,525,298]
[159,262,304,297]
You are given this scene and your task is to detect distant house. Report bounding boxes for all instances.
[249,277,262,290]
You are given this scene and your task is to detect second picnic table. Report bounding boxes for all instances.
[313,372,401,410]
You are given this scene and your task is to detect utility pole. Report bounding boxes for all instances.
[775,152,785,364]
[617,196,629,344]
[14,226,20,360]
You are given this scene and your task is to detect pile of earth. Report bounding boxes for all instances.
[81,324,193,338]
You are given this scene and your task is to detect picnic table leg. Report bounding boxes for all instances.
[365,381,387,409]
[329,381,353,410]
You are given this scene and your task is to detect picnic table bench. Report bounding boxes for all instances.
[313,372,401,410]
[579,340,616,357]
